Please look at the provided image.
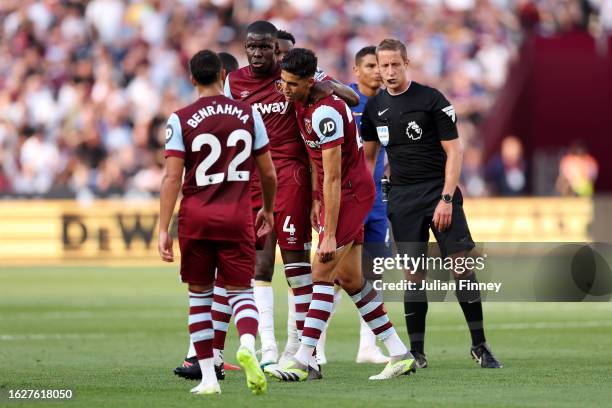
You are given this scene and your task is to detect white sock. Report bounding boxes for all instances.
[286,290,299,349]
[240,333,256,355]
[187,338,196,358]
[383,331,408,357]
[213,348,223,365]
[308,351,319,369]
[254,283,275,349]
[294,344,315,366]
[198,358,218,386]
[318,288,341,346]
[358,316,377,349]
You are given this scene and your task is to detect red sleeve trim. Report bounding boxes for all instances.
[165,150,185,159]
[253,144,270,156]
[321,137,344,150]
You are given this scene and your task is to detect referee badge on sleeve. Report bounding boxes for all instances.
[376,126,390,146]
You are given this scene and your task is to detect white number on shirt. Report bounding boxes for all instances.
[227,129,252,181]
[283,216,296,236]
[192,130,252,186]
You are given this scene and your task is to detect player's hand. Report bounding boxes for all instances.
[255,209,274,238]
[310,199,320,231]
[311,81,334,103]
[158,230,174,262]
[433,200,452,232]
[319,235,336,263]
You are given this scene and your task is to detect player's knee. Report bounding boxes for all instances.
[337,275,362,293]
[280,249,310,265]
[224,284,251,291]
[255,261,274,281]
[254,269,273,282]
[188,283,214,292]
[311,264,334,283]
[255,249,275,281]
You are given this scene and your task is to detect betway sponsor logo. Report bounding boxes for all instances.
[252,101,289,115]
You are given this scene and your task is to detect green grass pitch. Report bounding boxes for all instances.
[1,266,611,407]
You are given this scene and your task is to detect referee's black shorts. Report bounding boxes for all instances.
[387,179,475,259]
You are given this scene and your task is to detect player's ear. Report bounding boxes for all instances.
[220,68,228,82]
[352,65,359,77]
[190,75,197,87]
[307,77,315,88]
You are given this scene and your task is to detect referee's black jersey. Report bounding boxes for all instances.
[361,81,458,185]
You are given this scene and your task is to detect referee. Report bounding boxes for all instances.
[361,38,502,369]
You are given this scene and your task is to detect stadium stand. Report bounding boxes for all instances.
[0,0,609,198]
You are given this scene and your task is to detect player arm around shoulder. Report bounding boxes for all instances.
[326,79,360,107]
[309,68,360,107]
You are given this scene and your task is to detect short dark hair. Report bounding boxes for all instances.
[246,20,277,38]
[277,30,295,44]
[376,38,408,62]
[355,46,377,66]
[218,52,239,73]
[281,48,317,78]
[189,50,222,85]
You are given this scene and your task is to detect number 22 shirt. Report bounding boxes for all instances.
[165,95,269,241]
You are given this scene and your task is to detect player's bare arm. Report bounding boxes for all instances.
[311,80,360,107]
[310,155,320,230]
[254,150,277,238]
[328,79,360,106]
[320,144,342,263]
[364,140,381,175]
[433,138,462,232]
[158,156,184,262]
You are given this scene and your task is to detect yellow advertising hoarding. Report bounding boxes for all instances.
[0,198,593,265]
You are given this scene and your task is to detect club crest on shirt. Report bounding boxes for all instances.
[304,118,312,134]
[406,121,423,140]
[275,79,283,94]
[240,90,250,98]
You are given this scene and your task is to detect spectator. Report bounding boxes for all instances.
[0,0,587,198]
[487,135,527,196]
[461,144,489,197]
[556,142,599,197]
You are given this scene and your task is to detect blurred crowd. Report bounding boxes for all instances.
[0,0,607,199]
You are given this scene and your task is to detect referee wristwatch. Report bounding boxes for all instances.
[441,193,453,203]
